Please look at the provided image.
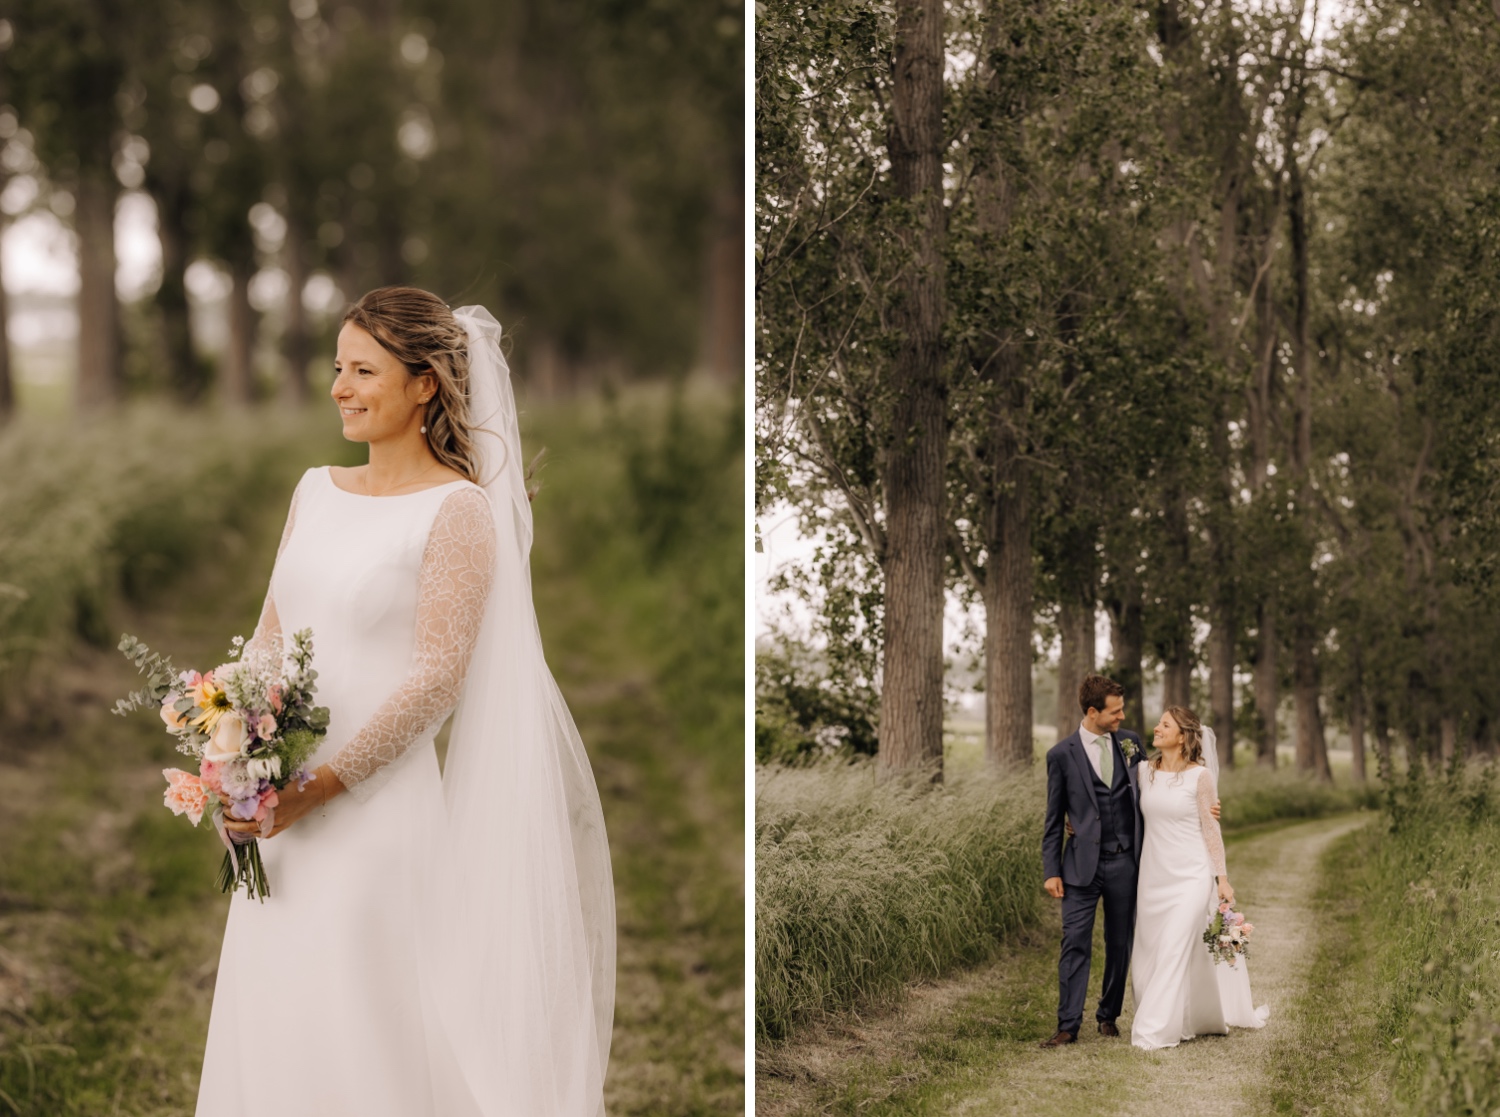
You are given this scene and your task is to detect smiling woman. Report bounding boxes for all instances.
[328,287,477,498]
[197,287,615,1116]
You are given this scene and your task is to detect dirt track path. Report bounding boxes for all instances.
[758,813,1372,1116]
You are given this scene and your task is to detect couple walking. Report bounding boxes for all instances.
[1040,675,1269,1050]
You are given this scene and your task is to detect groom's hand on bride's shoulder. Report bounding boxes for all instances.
[1044,876,1064,899]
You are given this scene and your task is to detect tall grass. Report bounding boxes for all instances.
[755,762,1044,1040]
[1350,764,1500,1113]
[1216,763,1380,830]
[0,404,353,710]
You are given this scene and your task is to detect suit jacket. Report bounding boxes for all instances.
[1042,727,1144,887]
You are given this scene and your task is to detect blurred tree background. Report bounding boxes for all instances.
[0,0,743,411]
[756,0,1500,781]
[0,2,745,1114]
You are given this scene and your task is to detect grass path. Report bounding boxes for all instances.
[757,813,1373,1115]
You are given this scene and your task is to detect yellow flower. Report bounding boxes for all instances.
[189,673,233,734]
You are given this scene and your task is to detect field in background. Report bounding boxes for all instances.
[0,383,744,1116]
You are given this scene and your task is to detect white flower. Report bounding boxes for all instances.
[246,755,282,782]
[204,711,251,764]
[219,760,260,798]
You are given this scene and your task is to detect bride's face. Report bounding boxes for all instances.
[1153,713,1182,751]
[331,323,432,443]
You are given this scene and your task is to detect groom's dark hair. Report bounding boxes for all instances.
[1078,674,1125,715]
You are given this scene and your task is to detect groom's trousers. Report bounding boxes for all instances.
[1057,848,1137,1034]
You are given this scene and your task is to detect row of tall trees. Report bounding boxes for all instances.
[0,0,743,419]
[756,0,1500,780]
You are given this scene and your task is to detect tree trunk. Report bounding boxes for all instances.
[983,445,1033,768]
[222,260,257,405]
[1106,581,1146,737]
[1440,715,1457,767]
[1283,76,1331,784]
[1055,599,1095,742]
[154,183,201,402]
[0,216,12,424]
[1253,601,1278,766]
[1207,615,1235,770]
[75,173,121,413]
[1293,623,1331,780]
[1373,703,1393,780]
[704,187,744,382]
[282,220,311,403]
[1348,688,1366,783]
[1404,729,1424,772]
[876,0,947,779]
[1159,486,1193,715]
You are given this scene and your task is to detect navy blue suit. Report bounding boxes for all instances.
[1042,727,1144,1034]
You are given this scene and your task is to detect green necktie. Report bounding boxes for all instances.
[1098,735,1113,785]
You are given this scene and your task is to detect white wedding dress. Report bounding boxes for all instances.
[1130,763,1269,1050]
[197,466,496,1115]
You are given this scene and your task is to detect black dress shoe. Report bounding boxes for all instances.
[1039,1030,1076,1047]
[1098,1020,1120,1037]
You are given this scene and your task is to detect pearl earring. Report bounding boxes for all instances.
[420,424,427,434]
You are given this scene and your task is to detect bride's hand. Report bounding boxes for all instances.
[222,765,346,839]
[1217,877,1234,906]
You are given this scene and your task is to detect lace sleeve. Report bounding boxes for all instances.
[241,472,305,671]
[1196,767,1228,879]
[327,486,496,802]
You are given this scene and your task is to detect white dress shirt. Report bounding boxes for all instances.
[1079,724,1114,783]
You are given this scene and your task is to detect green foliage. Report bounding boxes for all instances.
[755,761,1044,1041]
[0,404,352,710]
[1316,763,1500,1114]
[1215,764,1379,831]
[754,639,879,764]
[111,633,181,717]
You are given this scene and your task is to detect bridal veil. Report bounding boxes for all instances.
[416,306,615,1115]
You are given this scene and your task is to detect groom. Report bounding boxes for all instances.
[1039,674,1143,1047]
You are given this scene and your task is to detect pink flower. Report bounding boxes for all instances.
[255,714,277,741]
[163,768,208,826]
[198,760,225,796]
[1242,923,1254,933]
[253,787,280,823]
[266,684,284,713]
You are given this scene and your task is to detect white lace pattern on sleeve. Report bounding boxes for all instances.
[1196,767,1228,879]
[241,473,304,671]
[327,486,496,802]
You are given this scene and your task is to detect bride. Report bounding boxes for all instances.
[1130,705,1268,1050]
[198,287,615,1115]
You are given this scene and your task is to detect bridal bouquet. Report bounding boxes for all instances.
[1204,901,1255,966]
[113,629,330,901]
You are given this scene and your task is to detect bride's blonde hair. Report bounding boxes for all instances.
[1151,705,1205,771]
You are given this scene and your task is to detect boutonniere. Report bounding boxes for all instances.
[1117,737,1139,761]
